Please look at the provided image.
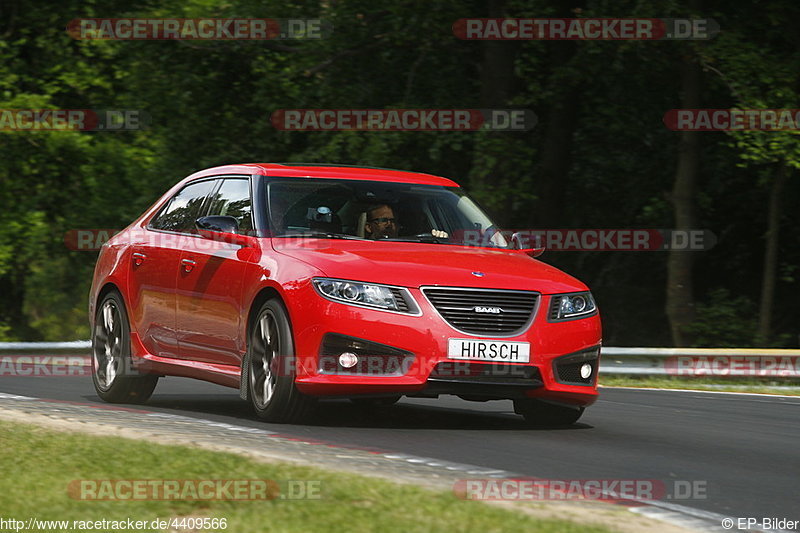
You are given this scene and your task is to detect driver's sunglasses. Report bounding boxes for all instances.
[369,217,396,225]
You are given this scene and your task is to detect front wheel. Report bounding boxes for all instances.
[246,299,316,423]
[91,291,158,404]
[513,398,584,427]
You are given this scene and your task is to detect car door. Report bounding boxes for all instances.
[175,177,253,367]
[128,178,217,358]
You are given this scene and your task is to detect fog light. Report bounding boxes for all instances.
[339,352,358,368]
[580,363,592,379]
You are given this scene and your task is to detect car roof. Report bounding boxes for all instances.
[184,163,460,187]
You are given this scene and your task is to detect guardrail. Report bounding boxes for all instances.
[0,341,92,374]
[601,347,800,378]
[0,341,91,353]
[1,342,799,378]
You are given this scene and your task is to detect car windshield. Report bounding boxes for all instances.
[266,178,509,248]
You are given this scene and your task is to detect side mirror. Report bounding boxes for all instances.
[511,231,545,258]
[195,216,258,248]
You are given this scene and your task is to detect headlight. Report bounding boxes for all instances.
[549,292,597,321]
[312,278,419,314]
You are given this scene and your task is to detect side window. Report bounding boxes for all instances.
[207,179,252,233]
[150,180,216,233]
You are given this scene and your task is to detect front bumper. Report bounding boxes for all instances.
[288,286,602,407]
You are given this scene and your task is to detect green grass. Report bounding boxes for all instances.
[600,375,800,396]
[0,421,613,533]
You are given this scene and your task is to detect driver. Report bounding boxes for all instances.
[365,204,399,239]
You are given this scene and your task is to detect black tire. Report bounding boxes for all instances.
[350,396,401,407]
[91,291,158,404]
[513,398,585,427]
[246,299,316,423]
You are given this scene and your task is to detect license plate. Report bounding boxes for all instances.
[447,339,530,363]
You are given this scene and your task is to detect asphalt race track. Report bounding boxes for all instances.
[1,373,798,529]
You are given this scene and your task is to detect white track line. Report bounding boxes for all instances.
[601,386,800,400]
[0,392,36,400]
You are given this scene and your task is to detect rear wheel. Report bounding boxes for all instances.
[246,299,316,423]
[513,398,584,427]
[91,291,158,404]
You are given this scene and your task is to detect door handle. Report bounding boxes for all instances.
[132,252,146,266]
[181,258,197,272]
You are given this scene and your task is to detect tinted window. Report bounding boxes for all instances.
[150,180,215,233]
[207,179,252,233]
[266,179,508,247]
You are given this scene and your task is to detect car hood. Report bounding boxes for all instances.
[271,240,588,294]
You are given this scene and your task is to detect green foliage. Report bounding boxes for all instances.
[684,289,758,347]
[0,421,610,533]
[0,0,798,345]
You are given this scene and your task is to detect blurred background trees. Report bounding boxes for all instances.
[0,0,798,346]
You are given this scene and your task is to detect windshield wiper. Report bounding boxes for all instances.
[278,231,370,241]
[384,234,448,244]
[385,234,508,248]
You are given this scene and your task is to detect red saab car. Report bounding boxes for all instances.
[89,163,601,426]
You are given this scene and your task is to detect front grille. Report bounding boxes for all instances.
[421,362,543,399]
[430,362,541,385]
[422,287,538,335]
[389,288,411,313]
[549,296,562,320]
